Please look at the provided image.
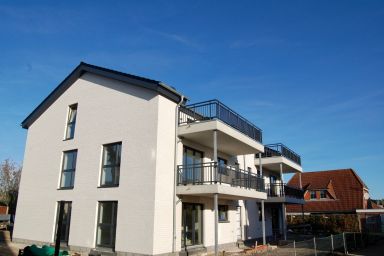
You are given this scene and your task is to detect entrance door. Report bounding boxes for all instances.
[183,147,203,183]
[182,203,203,247]
[271,207,280,239]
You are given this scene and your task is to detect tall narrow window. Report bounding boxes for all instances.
[258,203,263,221]
[218,205,228,222]
[310,191,316,200]
[65,104,77,140]
[218,158,228,175]
[55,201,72,244]
[100,143,122,187]
[96,201,118,249]
[60,150,77,188]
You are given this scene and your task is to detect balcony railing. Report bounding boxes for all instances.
[178,100,263,143]
[177,162,265,192]
[266,182,304,199]
[256,143,301,165]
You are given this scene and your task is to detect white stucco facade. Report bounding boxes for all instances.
[14,64,300,256]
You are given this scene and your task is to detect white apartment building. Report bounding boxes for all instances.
[14,62,304,256]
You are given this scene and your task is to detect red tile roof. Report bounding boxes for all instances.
[287,169,367,213]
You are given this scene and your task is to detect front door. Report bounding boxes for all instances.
[182,203,203,247]
[271,207,280,239]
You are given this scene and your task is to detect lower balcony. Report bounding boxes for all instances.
[176,162,266,200]
[266,182,305,204]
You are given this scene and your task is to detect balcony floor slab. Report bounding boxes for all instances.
[176,184,267,200]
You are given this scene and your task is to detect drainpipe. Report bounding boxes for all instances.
[173,95,185,253]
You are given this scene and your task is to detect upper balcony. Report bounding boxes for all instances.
[265,182,305,204]
[178,100,264,155]
[255,143,302,173]
[176,162,266,200]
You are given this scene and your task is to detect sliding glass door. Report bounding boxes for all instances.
[182,203,203,247]
[182,147,203,183]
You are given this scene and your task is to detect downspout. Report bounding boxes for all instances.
[173,95,185,253]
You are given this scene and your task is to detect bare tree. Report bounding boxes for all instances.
[0,159,22,214]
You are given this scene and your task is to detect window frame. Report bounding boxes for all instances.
[320,190,327,199]
[258,203,263,222]
[54,201,72,244]
[64,104,78,140]
[59,150,78,189]
[96,201,118,250]
[217,157,228,175]
[218,205,229,222]
[99,142,122,188]
[310,191,316,200]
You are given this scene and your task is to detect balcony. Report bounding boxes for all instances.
[178,100,264,155]
[255,143,302,173]
[176,162,266,200]
[266,182,305,204]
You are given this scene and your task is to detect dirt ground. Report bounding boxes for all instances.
[0,241,24,256]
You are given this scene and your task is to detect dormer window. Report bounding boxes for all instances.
[320,190,327,199]
[65,104,77,140]
[310,191,316,200]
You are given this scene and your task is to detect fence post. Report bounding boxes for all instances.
[314,237,317,256]
[293,240,296,256]
[331,234,334,254]
[343,232,348,255]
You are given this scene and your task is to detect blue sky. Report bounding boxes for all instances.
[0,1,383,198]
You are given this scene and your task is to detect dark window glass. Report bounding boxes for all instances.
[258,203,263,221]
[182,147,203,183]
[55,201,72,243]
[96,201,118,249]
[310,191,316,200]
[65,104,77,140]
[218,158,228,175]
[218,205,228,222]
[100,143,122,187]
[60,150,77,188]
[320,190,327,199]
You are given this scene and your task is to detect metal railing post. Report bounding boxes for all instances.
[331,234,334,254]
[343,232,347,255]
[293,240,296,256]
[314,237,317,256]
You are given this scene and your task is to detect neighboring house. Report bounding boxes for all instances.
[0,203,8,215]
[13,62,304,256]
[286,169,384,232]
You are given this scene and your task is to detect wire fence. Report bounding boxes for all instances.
[246,232,383,256]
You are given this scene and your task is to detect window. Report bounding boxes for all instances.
[60,150,77,188]
[100,143,122,187]
[65,104,77,140]
[320,190,327,199]
[218,205,228,222]
[310,191,316,200]
[55,201,72,244]
[258,203,263,221]
[96,201,118,249]
[218,158,228,175]
[182,147,203,183]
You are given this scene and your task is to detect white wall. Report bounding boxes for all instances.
[14,73,168,255]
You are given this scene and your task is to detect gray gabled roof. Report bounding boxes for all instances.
[21,62,187,129]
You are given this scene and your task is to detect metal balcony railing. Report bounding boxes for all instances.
[177,162,265,192]
[256,143,301,165]
[178,100,263,143]
[266,182,304,199]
